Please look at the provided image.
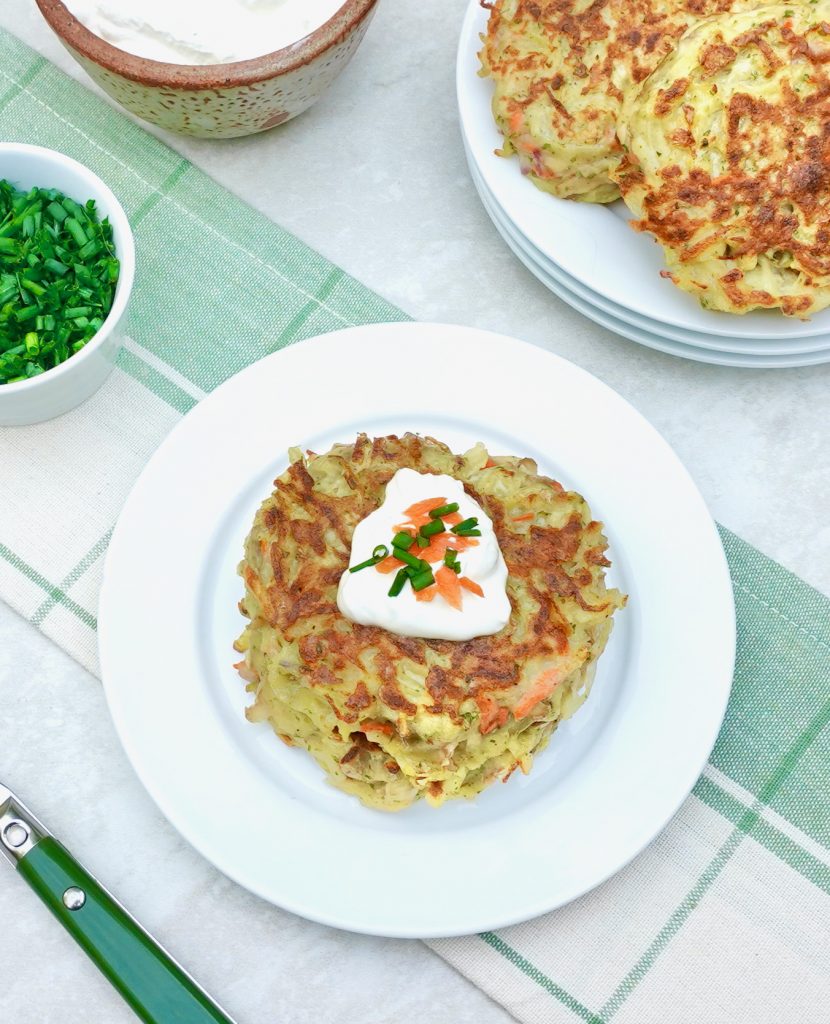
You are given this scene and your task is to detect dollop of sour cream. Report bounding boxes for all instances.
[337,469,511,641]
[65,0,346,65]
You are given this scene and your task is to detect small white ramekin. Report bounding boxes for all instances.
[0,143,135,426]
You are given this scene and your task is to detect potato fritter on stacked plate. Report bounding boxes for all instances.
[479,0,745,203]
[235,434,625,811]
[480,0,830,316]
[615,4,830,315]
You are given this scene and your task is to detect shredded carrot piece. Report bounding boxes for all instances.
[375,554,402,574]
[404,496,446,518]
[416,534,454,563]
[513,668,562,719]
[452,534,479,552]
[476,694,508,735]
[394,514,432,531]
[458,577,484,598]
[485,458,496,468]
[415,585,437,602]
[443,511,463,526]
[360,719,394,736]
[435,565,463,610]
[512,513,534,522]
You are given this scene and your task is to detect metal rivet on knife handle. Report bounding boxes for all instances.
[0,791,47,865]
[62,886,87,911]
[2,820,29,848]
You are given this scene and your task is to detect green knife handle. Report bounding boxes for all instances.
[18,837,235,1024]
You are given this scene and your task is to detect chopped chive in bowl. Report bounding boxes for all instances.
[0,178,120,386]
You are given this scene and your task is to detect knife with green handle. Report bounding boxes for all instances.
[0,781,236,1024]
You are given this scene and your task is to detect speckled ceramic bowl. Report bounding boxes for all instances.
[35,0,378,139]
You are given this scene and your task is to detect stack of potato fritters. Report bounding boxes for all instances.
[481,0,830,315]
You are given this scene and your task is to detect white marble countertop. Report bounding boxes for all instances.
[0,0,827,1020]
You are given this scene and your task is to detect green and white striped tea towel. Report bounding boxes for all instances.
[0,30,827,1024]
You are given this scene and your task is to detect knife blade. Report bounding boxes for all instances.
[0,781,237,1024]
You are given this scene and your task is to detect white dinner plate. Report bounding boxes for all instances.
[99,323,735,937]
[457,0,830,342]
[470,163,830,369]
[469,157,830,361]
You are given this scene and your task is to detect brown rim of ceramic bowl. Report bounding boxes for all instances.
[35,0,378,90]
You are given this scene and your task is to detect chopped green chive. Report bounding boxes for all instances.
[21,278,46,298]
[410,568,435,591]
[455,528,482,537]
[46,201,67,223]
[444,549,461,573]
[62,197,84,219]
[451,517,479,534]
[349,544,389,573]
[348,556,378,573]
[429,502,459,519]
[416,535,429,548]
[392,531,415,551]
[394,547,426,570]
[43,258,68,277]
[388,568,409,598]
[419,519,445,539]
[64,217,87,248]
[77,239,101,261]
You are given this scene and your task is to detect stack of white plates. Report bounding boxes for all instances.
[456,1,830,369]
